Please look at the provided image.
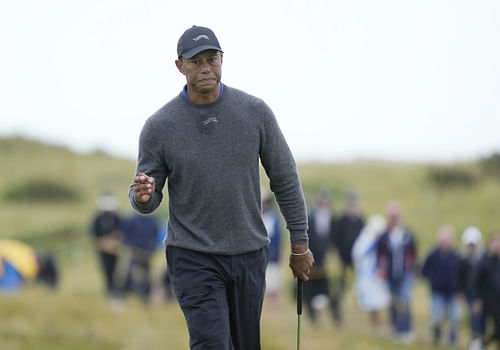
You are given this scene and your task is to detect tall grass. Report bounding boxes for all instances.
[1,137,498,349]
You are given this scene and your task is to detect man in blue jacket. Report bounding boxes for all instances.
[422,225,461,346]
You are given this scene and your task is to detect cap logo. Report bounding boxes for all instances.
[193,34,209,41]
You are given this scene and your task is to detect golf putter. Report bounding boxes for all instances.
[297,278,303,350]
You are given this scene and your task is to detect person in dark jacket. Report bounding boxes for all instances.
[304,189,337,323]
[377,201,417,343]
[35,252,58,288]
[121,213,160,302]
[90,193,123,297]
[458,226,486,345]
[472,233,500,350]
[332,191,364,323]
[422,225,461,345]
[334,191,364,268]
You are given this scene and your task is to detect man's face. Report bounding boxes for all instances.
[386,202,402,228]
[438,235,453,252]
[489,235,500,255]
[176,50,223,95]
[466,242,478,255]
[345,199,359,215]
[316,198,330,209]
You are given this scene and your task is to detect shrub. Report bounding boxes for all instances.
[479,152,500,178]
[3,178,80,203]
[426,166,478,189]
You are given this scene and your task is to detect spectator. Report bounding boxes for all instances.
[334,191,364,267]
[121,213,160,303]
[304,189,337,323]
[377,201,417,343]
[422,225,461,346]
[262,196,283,305]
[0,240,58,293]
[333,191,364,323]
[471,233,500,350]
[90,192,123,297]
[150,217,176,306]
[352,214,390,333]
[35,251,58,288]
[458,226,486,346]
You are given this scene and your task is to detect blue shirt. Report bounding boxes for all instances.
[182,83,224,102]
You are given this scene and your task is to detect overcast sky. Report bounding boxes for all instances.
[1,0,499,163]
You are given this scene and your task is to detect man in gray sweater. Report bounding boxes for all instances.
[129,25,314,350]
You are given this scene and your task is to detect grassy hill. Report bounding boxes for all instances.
[1,136,500,349]
[299,160,500,255]
[0,137,147,245]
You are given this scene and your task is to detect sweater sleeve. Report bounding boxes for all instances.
[128,117,168,214]
[257,101,308,244]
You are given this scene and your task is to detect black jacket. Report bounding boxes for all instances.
[457,252,483,300]
[307,211,336,268]
[474,253,500,305]
[333,214,364,266]
[422,248,460,295]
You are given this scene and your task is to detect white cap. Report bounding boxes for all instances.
[366,214,387,236]
[462,226,482,245]
[97,193,118,211]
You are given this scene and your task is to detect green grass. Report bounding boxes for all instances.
[0,249,469,350]
[1,136,498,349]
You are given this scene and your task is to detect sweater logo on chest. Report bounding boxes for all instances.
[201,117,219,125]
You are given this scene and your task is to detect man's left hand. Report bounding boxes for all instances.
[289,243,315,282]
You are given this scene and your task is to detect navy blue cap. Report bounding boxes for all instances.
[177,26,223,59]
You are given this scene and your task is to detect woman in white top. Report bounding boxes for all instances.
[352,214,390,332]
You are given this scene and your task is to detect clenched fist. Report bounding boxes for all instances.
[132,172,155,203]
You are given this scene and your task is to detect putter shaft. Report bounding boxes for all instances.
[297,279,303,350]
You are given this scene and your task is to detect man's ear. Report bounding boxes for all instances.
[220,53,223,65]
[175,59,185,75]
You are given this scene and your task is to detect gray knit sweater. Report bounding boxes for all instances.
[129,85,308,255]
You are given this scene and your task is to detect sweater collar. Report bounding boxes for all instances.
[182,82,224,103]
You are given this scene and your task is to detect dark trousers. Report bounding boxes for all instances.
[123,259,151,301]
[98,251,118,295]
[388,275,413,335]
[484,298,500,345]
[466,296,486,337]
[166,246,268,350]
[304,276,330,322]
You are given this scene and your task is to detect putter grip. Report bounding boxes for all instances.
[297,279,303,315]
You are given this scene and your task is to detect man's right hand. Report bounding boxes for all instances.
[133,172,155,203]
[472,299,483,315]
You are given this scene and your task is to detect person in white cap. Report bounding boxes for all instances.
[458,226,486,347]
[472,233,500,350]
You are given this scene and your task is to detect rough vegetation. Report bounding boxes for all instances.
[1,136,500,349]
